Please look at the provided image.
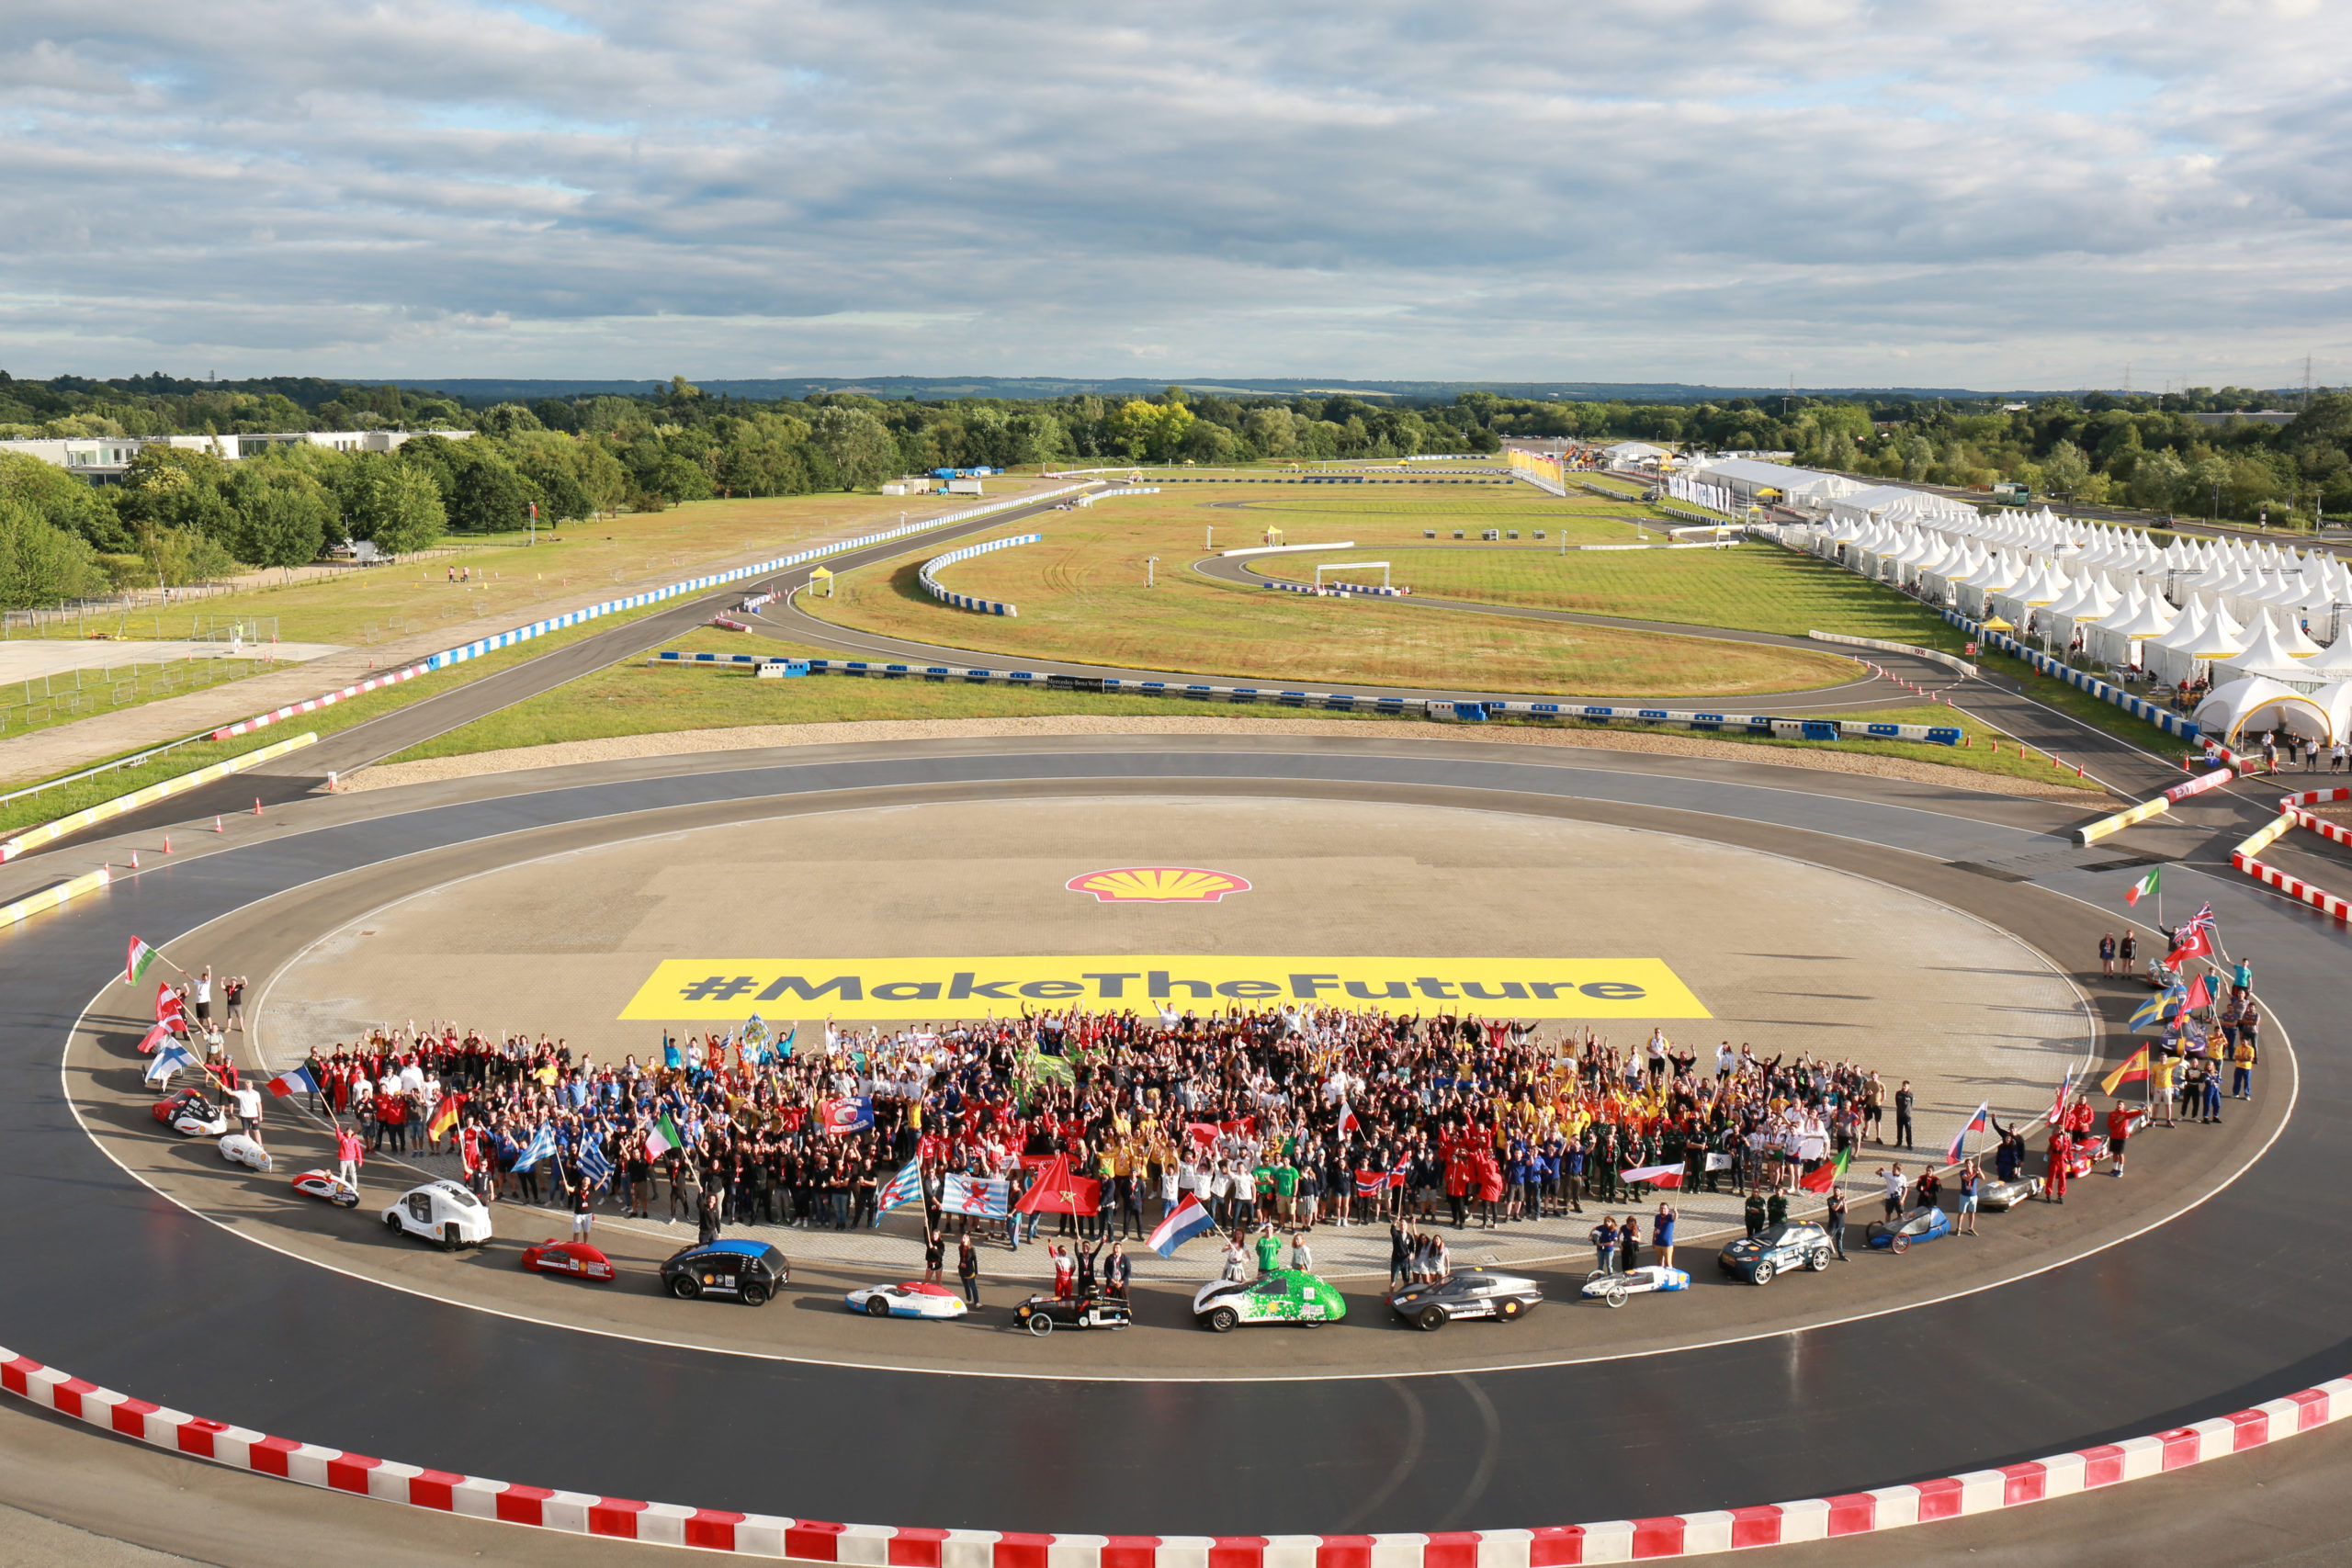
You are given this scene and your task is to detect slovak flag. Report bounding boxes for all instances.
[1621,1162,1685,1189]
[266,1065,319,1100]
[822,1097,875,1134]
[1946,1101,1991,1163]
[1148,1194,1216,1258]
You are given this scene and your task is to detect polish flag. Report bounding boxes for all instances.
[1620,1162,1685,1189]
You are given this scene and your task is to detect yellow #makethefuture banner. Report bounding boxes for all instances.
[621,957,1710,1021]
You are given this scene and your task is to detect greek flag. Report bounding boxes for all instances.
[877,1162,925,1213]
[579,1139,614,1190]
[514,1122,558,1171]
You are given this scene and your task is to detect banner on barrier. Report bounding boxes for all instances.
[622,956,1711,1021]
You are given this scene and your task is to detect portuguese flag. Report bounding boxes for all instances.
[126,937,157,986]
[1799,1147,1851,1194]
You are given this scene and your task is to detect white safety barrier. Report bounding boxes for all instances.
[918,534,1041,616]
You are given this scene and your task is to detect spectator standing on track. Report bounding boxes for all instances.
[2099,933,2117,977]
[1590,1214,1619,1274]
[2120,930,2138,971]
[1252,1222,1281,1277]
[1876,1162,1906,1220]
[224,976,247,1032]
[922,1224,944,1283]
[1104,1240,1130,1301]
[1956,1159,1980,1234]
[2106,1103,2134,1179]
[1766,1184,1790,1229]
[2233,1028,2258,1100]
[334,1122,363,1189]
[231,1079,262,1146]
[571,1175,594,1239]
[1653,1201,1677,1269]
[1826,1186,1849,1259]
[956,1235,979,1306]
[2045,1127,2070,1204]
[193,966,213,1033]
[1389,1214,1412,1290]
[1617,1217,1641,1275]
[1743,1189,1765,1237]
[1290,1230,1312,1274]
[1894,1080,1917,1150]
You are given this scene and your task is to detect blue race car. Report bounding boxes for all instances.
[1866,1205,1952,1253]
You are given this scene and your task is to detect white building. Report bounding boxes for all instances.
[0,429,471,484]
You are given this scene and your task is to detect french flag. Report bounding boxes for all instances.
[267,1065,319,1100]
[1946,1100,1991,1163]
[1148,1194,1216,1258]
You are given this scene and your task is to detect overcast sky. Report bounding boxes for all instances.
[3,0,2347,389]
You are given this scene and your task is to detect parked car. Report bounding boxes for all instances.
[1717,1222,1836,1284]
[1191,1269,1348,1332]
[520,1238,618,1282]
[381,1180,493,1251]
[218,1133,271,1171]
[661,1240,788,1305]
[848,1281,967,1319]
[1578,1264,1690,1307]
[1012,1292,1131,1336]
[1385,1269,1543,1330]
[1867,1205,1952,1253]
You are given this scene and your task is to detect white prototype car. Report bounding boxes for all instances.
[290,1168,361,1208]
[1580,1265,1691,1308]
[382,1180,492,1251]
[171,1104,230,1138]
[845,1281,968,1319]
[218,1134,272,1172]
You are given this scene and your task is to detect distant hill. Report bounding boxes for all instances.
[376,376,2002,406]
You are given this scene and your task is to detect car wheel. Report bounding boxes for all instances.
[669,1275,700,1301]
[337,1192,358,1209]
[442,1224,461,1253]
[383,1213,402,1235]
[1497,1298,1525,1321]
[1751,1259,1776,1286]
[1891,1234,1910,1254]
[1416,1305,1448,1332]
[1205,1307,1238,1334]
[865,1296,891,1317]
[1805,1249,1831,1272]
[1604,1285,1628,1309]
[1027,1312,1054,1337]
[740,1281,770,1307]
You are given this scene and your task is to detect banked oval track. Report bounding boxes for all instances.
[7,739,2347,1540]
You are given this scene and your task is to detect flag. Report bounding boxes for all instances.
[266,1065,319,1100]
[741,1014,770,1050]
[943,1173,1010,1219]
[1184,1122,1221,1147]
[154,982,184,1024]
[821,1097,875,1134]
[1355,1168,1391,1198]
[1704,1152,1736,1171]
[1339,1100,1361,1134]
[145,1042,198,1086]
[1798,1148,1851,1193]
[2101,1045,2152,1096]
[426,1092,465,1140]
[1013,1155,1100,1215]
[579,1139,614,1190]
[137,1020,177,1055]
[1148,1194,1216,1258]
[2047,1066,2078,1127]
[2124,866,2159,907]
[127,937,158,985]
[2183,973,2213,1011]
[1946,1101,1990,1164]
[514,1122,557,1171]
[1390,1154,1412,1184]
[2130,988,2183,1032]
[878,1162,925,1213]
[644,1109,684,1160]
[1621,1161,1684,1189]
[2169,904,2217,962]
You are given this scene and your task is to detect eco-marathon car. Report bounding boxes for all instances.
[661,1240,789,1305]
[1192,1269,1348,1332]
[382,1180,493,1252]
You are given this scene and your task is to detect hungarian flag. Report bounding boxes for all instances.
[2101,1045,2152,1096]
[154,982,184,1025]
[1013,1154,1100,1215]
[644,1109,684,1160]
[1799,1148,1851,1193]
[2124,866,2159,907]
[426,1092,465,1141]
[1620,1161,1684,1189]
[126,937,158,985]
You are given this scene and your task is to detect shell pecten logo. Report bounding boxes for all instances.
[1066,866,1252,904]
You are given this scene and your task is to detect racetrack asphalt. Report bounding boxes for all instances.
[3,735,2344,1540]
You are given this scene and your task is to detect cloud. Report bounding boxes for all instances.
[0,0,2348,386]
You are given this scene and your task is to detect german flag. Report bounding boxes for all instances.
[426,1092,465,1142]
[2101,1045,2151,1097]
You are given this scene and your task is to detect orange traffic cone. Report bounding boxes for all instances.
[253,798,264,817]
[214,816,224,833]
[130,850,139,869]
[163,836,172,853]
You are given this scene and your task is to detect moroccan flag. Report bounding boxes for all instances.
[1799,1148,1851,1194]
[127,937,158,985]
[2101,1045,2152,1097]
[1013,1155,1100,1215]
[2124,866,2159,907]
[427,1092,465,1141]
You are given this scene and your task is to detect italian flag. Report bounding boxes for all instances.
[127,937,157,986]
[644,1109,684,1160]
[2125,866,2160,907]
[1799,1147,1851,1194]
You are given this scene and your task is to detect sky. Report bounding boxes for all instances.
[3,0,2349,389]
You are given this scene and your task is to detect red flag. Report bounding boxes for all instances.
[154,982,184,1024]
[1799,1149,1851,1193]
[136,1020,175,1055]
[2183,973,2213,1010]
[2167,925,2213,964]
[1220,1117,1256,1138]
[1012,1155,1100,1215]
[1184,1122,1220,1147]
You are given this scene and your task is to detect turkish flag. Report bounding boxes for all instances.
[2168,925,2214,964]
[1013,1155,1100,1215]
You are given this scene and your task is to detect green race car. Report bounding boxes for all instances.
[1191,1269,1348,1332]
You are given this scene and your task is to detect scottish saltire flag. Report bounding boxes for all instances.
[579,1140,614,1190]
[1946,1101,1991,1163]
[514,1122,558,1171]
[877,1162,925,1213]
[1148,1194,1216,1258]
[943,1173,1010,1219]
[145,1042,198,1086]
[266,1065,319,1100]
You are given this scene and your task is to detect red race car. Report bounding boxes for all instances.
[519,1239,617,1282]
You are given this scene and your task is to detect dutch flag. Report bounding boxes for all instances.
[1148,1194,1216,1258]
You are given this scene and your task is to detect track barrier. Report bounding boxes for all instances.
[0,733,317,864]
[1937,608,2202,743]
[2233,787,2352,920]
[918,534,1041,616]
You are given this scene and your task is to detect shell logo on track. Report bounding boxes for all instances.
[1065,867,1251,904]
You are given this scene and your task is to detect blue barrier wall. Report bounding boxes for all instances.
[1937,606,2202,744]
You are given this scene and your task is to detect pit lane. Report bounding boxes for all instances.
[4,736,2324,1537]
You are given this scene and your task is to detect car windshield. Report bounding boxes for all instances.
[1756,1224,1798,1245]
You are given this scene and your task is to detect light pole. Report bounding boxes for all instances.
[1205,525,1214,550]
[1145,557,1160,587]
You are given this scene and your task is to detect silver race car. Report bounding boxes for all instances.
[1385,1269,1544,1330]
[1578,1264,1690,1307]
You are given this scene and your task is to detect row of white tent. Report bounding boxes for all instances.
[1783,505,2352,742]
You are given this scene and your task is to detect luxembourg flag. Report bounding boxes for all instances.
[267,1065,319,1100]
[1946,1100,1991,1163]
[877,1162,925,1213]
[1148,1194,1216,1258]
[1621,1161,1685,1189]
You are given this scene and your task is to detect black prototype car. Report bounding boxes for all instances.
[1385,1269,1544,1330]
[1012,1292,1133,1337]
[661,1240,790,1305]
[1716,1221,1836,1285]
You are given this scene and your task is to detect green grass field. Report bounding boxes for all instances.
[805,486,1857,699]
